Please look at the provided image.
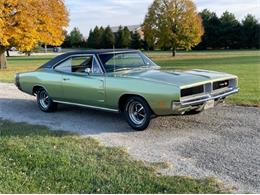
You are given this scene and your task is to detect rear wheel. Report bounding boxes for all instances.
[124,97,152,131]
[36,88,57,112]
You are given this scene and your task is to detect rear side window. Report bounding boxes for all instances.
[55,55,102,74]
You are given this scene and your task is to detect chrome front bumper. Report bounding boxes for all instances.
[172,87,239,113]
[180,87,239,106]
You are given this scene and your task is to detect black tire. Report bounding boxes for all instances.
[36,88,57,112]
[124,96,152,131]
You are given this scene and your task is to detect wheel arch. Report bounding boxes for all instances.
[118,94,154,114]
[32,85,49,96]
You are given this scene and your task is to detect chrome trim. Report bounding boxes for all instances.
[179,87,239,106]
[98,50,139,55]
[53,100,119,113]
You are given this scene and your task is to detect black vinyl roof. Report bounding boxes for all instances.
[40,49,139,69]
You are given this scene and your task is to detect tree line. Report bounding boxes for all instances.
[62,26,143,50]
[195,10,260,50]
[62,10,259,52]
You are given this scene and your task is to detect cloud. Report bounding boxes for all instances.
[65,0,260,37]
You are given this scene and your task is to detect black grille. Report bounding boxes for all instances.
[213,80,229,90]
[181,85,204,97]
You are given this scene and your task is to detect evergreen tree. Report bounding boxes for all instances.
[90,26,101,49]
[116,26,131,48]
[87,29,94,48]
[122,27,132,48]
[219,11,241,49]
[70,27,84,48]
[101,26,115,48]
[115,26,123,48]
[99,27,105,48]
[196,9,221,49]
[131,31,142,49]
[242,14,260,49]
[61,30,71,48]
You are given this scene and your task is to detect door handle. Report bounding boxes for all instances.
[63,78,70,81]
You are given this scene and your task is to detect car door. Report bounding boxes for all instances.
[54,55,105,107]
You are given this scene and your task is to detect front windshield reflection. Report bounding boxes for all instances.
[98,51,158,73]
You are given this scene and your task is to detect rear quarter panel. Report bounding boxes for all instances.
[19,69,63,100]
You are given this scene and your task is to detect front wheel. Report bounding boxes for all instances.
[124,97,152,131]
[37,89,57,112]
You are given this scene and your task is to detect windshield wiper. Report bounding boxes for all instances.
[114,67,132,72]
[132,66,153,70]
[114,66,154,72]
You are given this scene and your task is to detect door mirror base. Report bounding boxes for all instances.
[84,68,91,75]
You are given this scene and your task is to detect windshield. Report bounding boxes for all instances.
[98,51,158,73]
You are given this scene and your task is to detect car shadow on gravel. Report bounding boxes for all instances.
[0,98,133,134]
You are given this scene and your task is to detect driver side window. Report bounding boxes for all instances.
[55,55,102,75]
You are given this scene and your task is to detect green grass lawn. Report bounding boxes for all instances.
[0,119,228,193]
[0,55,54,83]
[0,50,259,106]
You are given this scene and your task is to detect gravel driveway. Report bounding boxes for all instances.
[0,82,259,193]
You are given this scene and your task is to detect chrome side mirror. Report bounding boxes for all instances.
[84,68,91,74]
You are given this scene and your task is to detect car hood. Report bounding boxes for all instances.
[114,69,236,87]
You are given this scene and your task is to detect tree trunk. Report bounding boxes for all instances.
[44,44,47,53]
[0,46,7,70]
[6,49,10,57]
[172,48,176,57]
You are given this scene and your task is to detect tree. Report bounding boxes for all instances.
[99,27,105,48]
[143,0,204,56]
[219,11,241,49]
[257,25,260,49]
[70,27,84,48]
[241,14,260,49]
[87,29,94,48]
[196,9,221,49]
[101,26,115,48]
[143,5,157,50]
[61,30,71,48]
[131,31,142,49]
[0,0,69,69]
[122,27,132,48]
[115,26,123,48]
[116,26,131,48]
[89,26,102,49]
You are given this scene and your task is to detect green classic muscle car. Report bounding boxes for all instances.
[15,49,239,130]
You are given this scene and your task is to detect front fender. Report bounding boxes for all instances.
[105,77,180,115]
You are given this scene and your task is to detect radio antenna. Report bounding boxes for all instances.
[113,45,116,73]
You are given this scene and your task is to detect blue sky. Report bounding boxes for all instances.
[65,0,260,37]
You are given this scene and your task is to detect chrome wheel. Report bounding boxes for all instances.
[36,88,57,112]
[39,90,50,109]
[128,101,147,125]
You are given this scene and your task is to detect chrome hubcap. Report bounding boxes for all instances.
[39,91,49,109]
[128,101,146,125]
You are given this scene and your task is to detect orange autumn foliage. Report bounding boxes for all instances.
[0,0,69,52]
